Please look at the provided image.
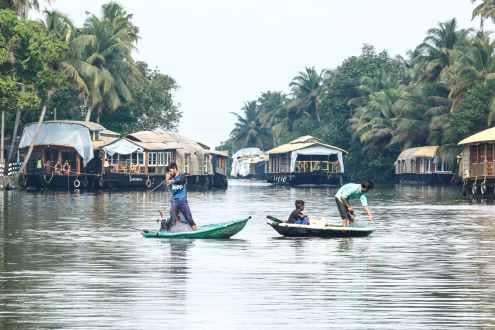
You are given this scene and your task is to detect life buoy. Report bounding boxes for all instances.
[73,178,81,189]
[145,177,152,189]
[471,183,478,196]
[63,163,70,174]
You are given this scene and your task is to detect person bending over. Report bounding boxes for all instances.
[334,181,374,226]
[165,163,197,231]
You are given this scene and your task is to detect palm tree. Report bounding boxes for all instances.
[412,19,470,82]
[0,0,49,16]
[288,67,325,124]
[59,2,141,122]
[351,88,400,149]
[471,0,495,31]
[230,101,271,150]
[445,32,495,114]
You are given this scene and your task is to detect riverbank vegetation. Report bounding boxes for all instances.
[0,1,181,160]
[225,2,495,182]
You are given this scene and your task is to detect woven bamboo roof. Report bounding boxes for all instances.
[458,127,495,145]
[267,135,347,154]
[396,146,439,161]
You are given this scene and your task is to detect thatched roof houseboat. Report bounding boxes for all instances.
[266,136,346,186]
[394,146,455,185]
[102,129,228,190]
[458,127,495,197]
[231,147,267,179]
[18,120,119,190]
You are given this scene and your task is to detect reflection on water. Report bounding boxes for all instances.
[0,184,494,329]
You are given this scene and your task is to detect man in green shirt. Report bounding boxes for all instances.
[335,181,374,226]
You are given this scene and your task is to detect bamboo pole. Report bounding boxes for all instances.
[18,104,48,175]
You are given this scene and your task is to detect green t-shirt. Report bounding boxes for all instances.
[335,183,368,207]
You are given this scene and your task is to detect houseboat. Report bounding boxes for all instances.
[458,127,495,197]
[102,129,228,190]
[394,146,455,185]
[18,120,119,190]
[230,147,267,179]
[266,135,346,186]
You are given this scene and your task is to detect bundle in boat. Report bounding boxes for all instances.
[266,216,374,238]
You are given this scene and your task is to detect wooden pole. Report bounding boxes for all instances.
[1,110,4,165]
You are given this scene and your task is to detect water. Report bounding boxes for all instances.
[0,183,494,329]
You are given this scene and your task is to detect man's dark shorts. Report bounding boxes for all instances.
[335,197,354,221]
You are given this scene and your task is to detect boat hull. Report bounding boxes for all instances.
[267,216,374,238]
[142,217,250,239]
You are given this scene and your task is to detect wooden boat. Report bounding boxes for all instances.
[266,216,374,238]
[142,217,251,239]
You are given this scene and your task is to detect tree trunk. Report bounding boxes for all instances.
[1,111,4,165]
[19,104,48,175]
[6,108,21,174]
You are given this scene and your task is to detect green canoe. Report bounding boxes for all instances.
[142,217,251,239]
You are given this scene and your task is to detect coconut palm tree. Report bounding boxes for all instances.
[230,101,271,150]
[412,19,471,82]
[0,0,49,16]
[445,32,495,114]
[288,67,325,124]
[471,0,495,31]
[70,2,141,122]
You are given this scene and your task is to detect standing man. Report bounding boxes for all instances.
[165,162,197,231]
[335,181,374,226]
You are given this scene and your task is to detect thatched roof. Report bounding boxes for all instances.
[127,129,206,154]
[396,146,439,161]
[267,135,347,155]
[458,127,495,145]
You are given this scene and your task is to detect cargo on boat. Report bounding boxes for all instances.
[394,146,455,185]
[230,147,267,179]
[266,136,346,186]
[18,120,119,190]
[266,216,374,238]
[458,127,495,198]
[102,129,228,190]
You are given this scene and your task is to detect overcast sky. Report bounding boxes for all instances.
[43,0,478,147]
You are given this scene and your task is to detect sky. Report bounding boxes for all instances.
[41,0,479,147]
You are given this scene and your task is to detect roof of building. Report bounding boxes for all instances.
[267,135,347,154]
[209,150,229,157]
[458,127,495,145]
[127,129,208,154]
[396,146,439,161]
[92,134,119,150]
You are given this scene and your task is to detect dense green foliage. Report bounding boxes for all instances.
[225,8,495,182]
[0,2,180,144]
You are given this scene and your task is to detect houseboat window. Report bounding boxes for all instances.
[480,144,487,163]
[109,153,119,165]
[470,145,479,163]
[137,152,144,165]
[148,152,157,166]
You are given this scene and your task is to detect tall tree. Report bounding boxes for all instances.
[412,19,470,82]
[471,0,495,31]
[0,0,47,16]
[230,101,271,150]
[288,67,325,125]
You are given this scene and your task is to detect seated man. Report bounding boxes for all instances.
[287,199,310,225]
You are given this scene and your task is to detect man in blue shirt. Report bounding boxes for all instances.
[165,162,197,231]
[335,181,374,226]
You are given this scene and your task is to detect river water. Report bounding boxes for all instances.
[0,181,494,329]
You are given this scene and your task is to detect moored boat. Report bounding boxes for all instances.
[266,216,374,238]
[142,217,251,239]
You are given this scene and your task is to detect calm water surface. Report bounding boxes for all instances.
[0,181,494,329]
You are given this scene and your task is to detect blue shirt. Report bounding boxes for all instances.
[169,175,187,201]
[335,183,368,207]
